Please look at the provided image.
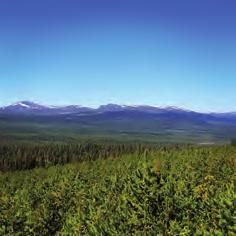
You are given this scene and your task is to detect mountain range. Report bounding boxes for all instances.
[0,101,191,114]
[1,101,235,116]
[0,101,236,144]
[0,101,93,114]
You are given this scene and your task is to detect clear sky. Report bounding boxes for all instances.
[0,0,235,112]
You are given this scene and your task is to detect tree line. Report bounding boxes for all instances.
[0,143,170,171]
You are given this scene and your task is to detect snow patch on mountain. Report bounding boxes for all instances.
[14,102,31,108]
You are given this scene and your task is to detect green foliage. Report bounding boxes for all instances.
[231,139,236,146]
[0,146,235,235]
[0,143,158,171]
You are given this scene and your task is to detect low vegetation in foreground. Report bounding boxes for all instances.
[0,145,235,235]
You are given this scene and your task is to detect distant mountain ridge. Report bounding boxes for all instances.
[0,101,93,114]
[0,101,236,144]
[0,100,228,115]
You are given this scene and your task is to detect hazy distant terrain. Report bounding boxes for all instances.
[0,101,236,144]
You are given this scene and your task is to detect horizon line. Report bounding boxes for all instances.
[0,100,235,114]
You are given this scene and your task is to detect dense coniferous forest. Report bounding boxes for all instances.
[0,143,167,171]
[0,144,235,235]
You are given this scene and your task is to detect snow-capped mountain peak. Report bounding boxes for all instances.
[5,101,48,110]
[0,101,92,114]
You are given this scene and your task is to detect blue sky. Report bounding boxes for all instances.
[0,0,235,112]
